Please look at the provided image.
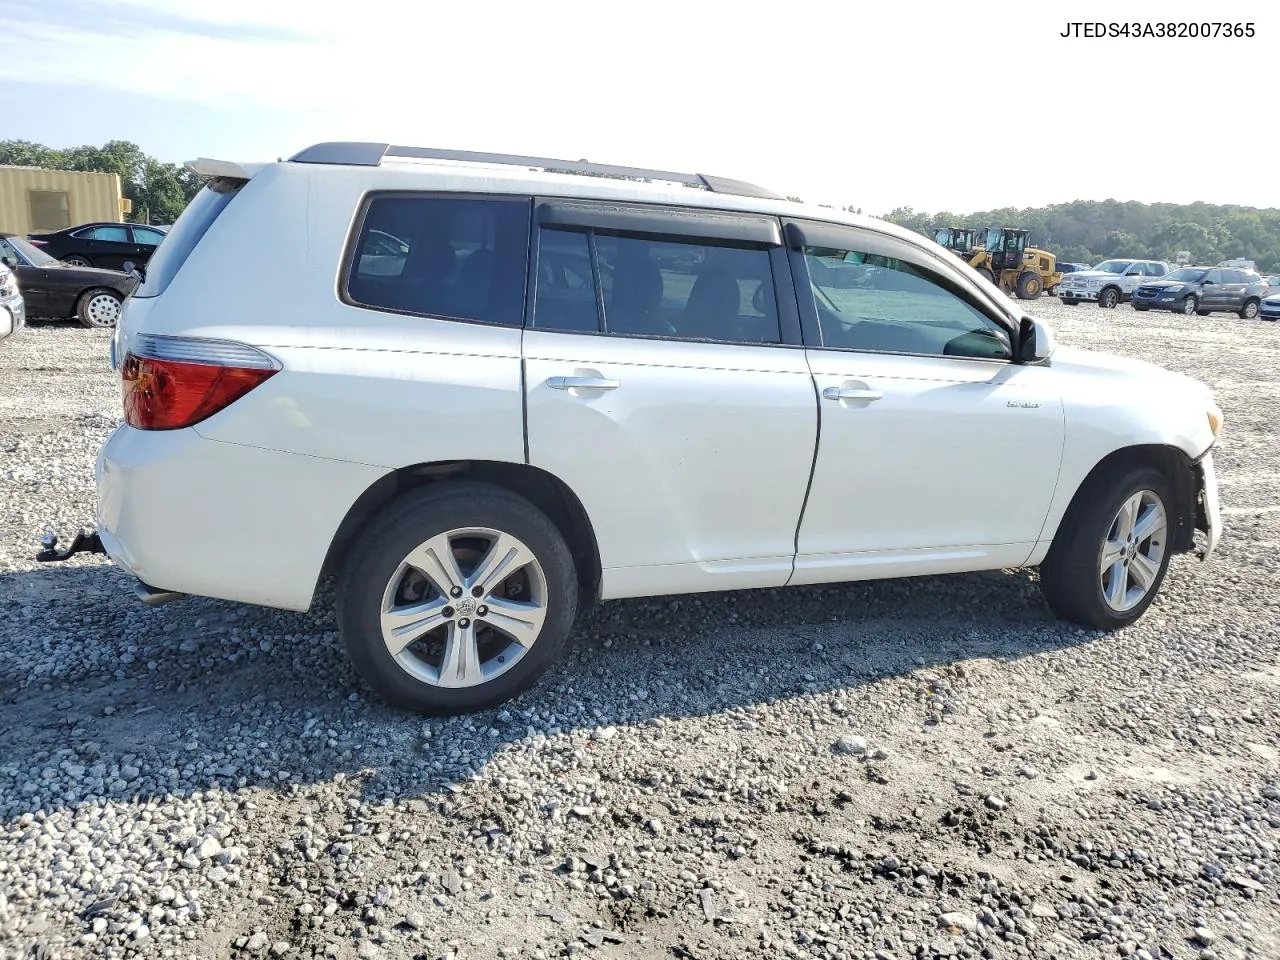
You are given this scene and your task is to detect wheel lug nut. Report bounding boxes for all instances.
[472,586,484,597]
[442,606,455,618]
[458,618,470,629]
[476,605,488,617]
[450,586,463,598]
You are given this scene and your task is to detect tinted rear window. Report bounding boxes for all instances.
[346,195,531,327]
[134,179,241,299]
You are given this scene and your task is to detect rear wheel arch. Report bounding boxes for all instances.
[318,460,602,613]
[1048,444,1199,557]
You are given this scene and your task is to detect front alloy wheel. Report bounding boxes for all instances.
[1181,295,1198,316]
[1098,490,1167,614]
[1098,287,1120,309]
[1038,464,1175,630]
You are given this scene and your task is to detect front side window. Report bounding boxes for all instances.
[532,226,780,344]
[1143,262,1166,276]
[1205,269,1223,284]
[28,191,70,232]
[801,245,1012,360]
[346,195,531,327]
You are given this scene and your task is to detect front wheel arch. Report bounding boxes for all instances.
[1046,445,1198,558]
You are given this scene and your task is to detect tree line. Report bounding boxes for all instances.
[879,199,1280,272]
[7,140,1276,272]
[0,139,204,226]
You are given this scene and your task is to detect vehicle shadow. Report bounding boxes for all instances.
[0,560,1102,818]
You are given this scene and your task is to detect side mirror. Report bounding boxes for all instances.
[1125,270,1142,276]
[0,256,16,269]
[1201,279,1215,285]
[1017,316,1055,363]
[123,260,145,283]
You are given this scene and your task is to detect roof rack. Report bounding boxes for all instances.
[287,142,783,201]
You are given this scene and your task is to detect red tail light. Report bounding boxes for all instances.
[121,335,278,430]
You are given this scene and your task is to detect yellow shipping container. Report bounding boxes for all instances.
[0,166,125,237]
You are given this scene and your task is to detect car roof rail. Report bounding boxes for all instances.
[287,142,784,201]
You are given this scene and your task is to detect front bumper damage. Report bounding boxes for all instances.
[1194,451,1222,561]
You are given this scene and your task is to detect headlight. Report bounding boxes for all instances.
[1206,402,1224,439]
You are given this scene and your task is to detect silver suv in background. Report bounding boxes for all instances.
[1058,259,1174,308]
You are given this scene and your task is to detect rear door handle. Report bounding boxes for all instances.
[547,376,620,391]
[822,386,883,402]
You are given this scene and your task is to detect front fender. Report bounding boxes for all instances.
[1026,389,1216,563]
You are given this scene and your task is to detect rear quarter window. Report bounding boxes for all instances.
[345,194,532,327]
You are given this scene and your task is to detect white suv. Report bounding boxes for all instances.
[80,143,1224,714]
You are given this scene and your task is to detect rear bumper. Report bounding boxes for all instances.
[95,426,387,611]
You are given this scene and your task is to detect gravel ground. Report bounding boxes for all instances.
[1,300,1277,960]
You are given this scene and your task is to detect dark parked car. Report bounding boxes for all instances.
[0,233,138,328]
[1131,267,1269,318]
[1057,262,1092,274]
[27,222,168,270]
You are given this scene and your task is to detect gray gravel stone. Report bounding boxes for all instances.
[1,307,1278,959]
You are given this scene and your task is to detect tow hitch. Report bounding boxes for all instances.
[36,528,107,563]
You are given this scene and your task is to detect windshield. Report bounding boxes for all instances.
[1165,268,1208,283]
[1092,260,1132,274]
[1,235,57,267]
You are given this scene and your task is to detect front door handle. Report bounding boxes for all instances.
[548,376,620,391]
[822,385,883,402]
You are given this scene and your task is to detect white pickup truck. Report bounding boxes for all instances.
[1058,259,1174,309]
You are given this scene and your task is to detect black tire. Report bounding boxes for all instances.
[976,266,995,285]
[1097,287,1120,309]
[1196,310,1211,317]
[75,288,122,329]
[62,254,92,267]
[336,482,579,715]
[1039,463,1175,630]
[1016,271,1042,300]
[1239,299,1260,320]
[1060,299,1079,307]
[1133,305,1149,312]
[1181,295,1198,316]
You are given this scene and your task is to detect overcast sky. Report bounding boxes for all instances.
[0,0,1272,216]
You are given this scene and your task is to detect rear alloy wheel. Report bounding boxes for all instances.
[1016,271,1042,300]
[62,255,92,267]
[76,289,122,329]
[1098,287,1120,309]
[1239,299,1260,320]
[1040,464,1174,630]
[337,483,578,714]
[1181,295,1198,316]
